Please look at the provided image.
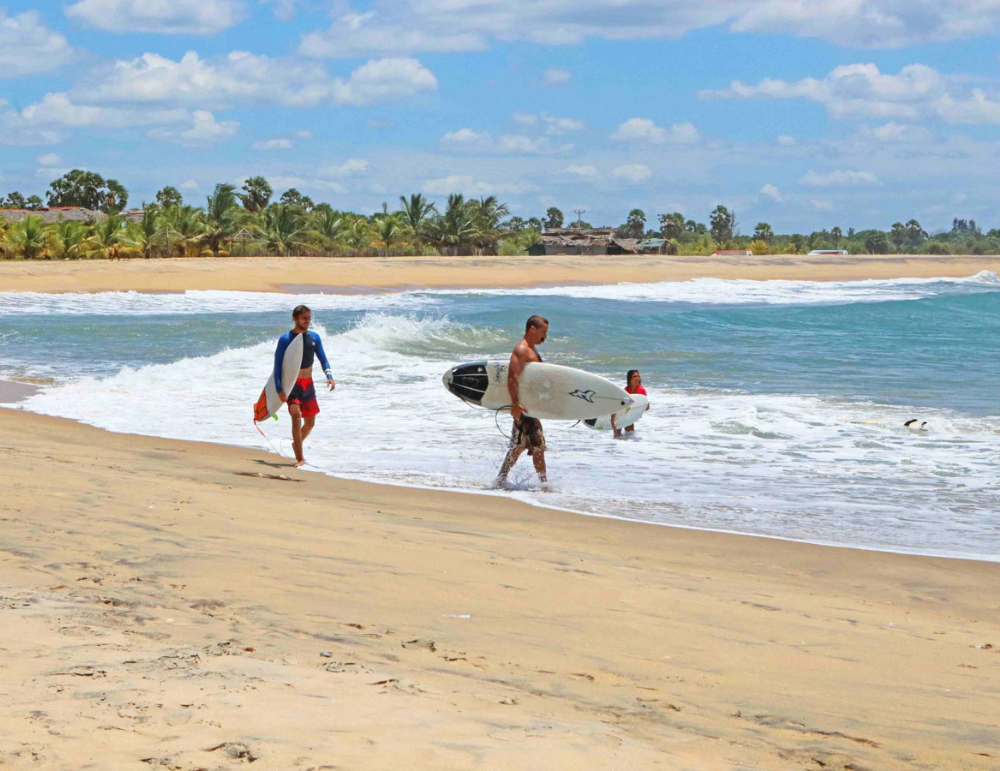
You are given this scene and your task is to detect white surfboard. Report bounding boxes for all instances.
[254,333,304,422]
[584,393,649,431]
[442,360,633,421]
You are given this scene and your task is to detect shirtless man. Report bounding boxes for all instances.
[496,315,548,487]
[273,305,335,466]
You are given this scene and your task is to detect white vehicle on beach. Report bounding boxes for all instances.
[808,249,849,255]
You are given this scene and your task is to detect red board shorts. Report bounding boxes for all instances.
[288,377,320,417]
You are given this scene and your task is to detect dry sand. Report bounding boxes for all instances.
[1,408,998,770]
[1,253,1000,294]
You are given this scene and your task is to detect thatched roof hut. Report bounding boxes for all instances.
[528,228,642,256]
[0,207,106,224]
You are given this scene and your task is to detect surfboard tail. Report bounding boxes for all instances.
[253,388,269,422]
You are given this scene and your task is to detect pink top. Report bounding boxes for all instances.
[627,385,647,396]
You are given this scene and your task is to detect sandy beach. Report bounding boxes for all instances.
[2,253,1000,294]
[1,408,998,769]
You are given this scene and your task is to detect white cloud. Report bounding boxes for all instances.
[329,57,438,107]
[180,179,200,190]
[297,1,1000,55]
[261,0,297,21]
[565,165,598,177]
[799,169,879,187]
[65,0,246,35]
[294,129,313,139]
[21,92,189,128]
[512,112,585,135]
[36,153,62,166]
[269,175,348,194]
[810,198,835,211]
[498,134,551,153]
[442,127,491,147]
[759,183,788,202]
[538,68,571,87]
[325,158,369,177]
[777,134,796,146]
[611,164,652,183]
[0,10,75,78]
[251,138,292,150]
[612,118,699,144]
[422,174,529,196]
[863,122,933,142]
[700,63,958,121]
[934,89,1000,125]
[147,110,238,146]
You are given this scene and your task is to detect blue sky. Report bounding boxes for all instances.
[2,1,1000,233]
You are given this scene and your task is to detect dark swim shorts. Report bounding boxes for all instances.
[511,416,545,453]
[288,377,319,417]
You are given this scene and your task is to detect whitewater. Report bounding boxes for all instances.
[2,272,999,561]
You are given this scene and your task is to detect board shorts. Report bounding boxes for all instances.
[288,377,319,417]
[511,416,545,453]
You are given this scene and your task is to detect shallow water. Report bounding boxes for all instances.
[3,272,999,560]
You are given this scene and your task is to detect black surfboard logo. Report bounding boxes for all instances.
[568,389,597,403]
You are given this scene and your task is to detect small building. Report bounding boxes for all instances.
[528,227,642,256]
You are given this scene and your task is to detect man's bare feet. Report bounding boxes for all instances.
[294,460,306,467]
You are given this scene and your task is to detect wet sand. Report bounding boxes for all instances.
[1,253,999,294]
[1,408,998,769]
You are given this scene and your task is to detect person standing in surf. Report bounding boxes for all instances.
[613,369,650,438]
[496,315,548,487]
[273,305,335,467]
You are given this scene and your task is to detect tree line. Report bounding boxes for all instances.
[3,170,999,259]
[0,171,538,259]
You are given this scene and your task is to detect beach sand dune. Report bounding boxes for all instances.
[1,409,998,769]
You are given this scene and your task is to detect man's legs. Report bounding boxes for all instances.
[529,448,547,483]
[497,446,524,484]
[301,414,316,442]
[289,403,305,466]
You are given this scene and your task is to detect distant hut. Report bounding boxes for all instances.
[0,207,108,225]
[528,227,643,256]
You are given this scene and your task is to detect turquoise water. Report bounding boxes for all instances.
[2,273,999,559]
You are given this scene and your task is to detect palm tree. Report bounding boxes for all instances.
[399,193,436,247]
[373,213,404,256]
[431,194,475,255]
[307,206,346,255]
[47,219,87,260]
[125,207,164,258]
[161,205,204,257]
[2,215,48,259]
[342,217,372,255]
[87,213,126,259]
[469,195,510,254]
[252,204,309,256]
[200,184,246,257]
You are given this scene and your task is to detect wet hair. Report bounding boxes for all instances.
[627,369,640,386]
[292,304,311,319]
[525,315,549,333]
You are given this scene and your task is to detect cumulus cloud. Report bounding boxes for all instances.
[180,179,200,190]
[862,122,933,142]
[325,158,369,177]
[422,174,530,196]
[512,112,585,135]
[799,169,879,187]
[0,9,75,77]
[261,0,297,20]
[252,138,292,150]
[611,163,652,183]
[65,0,246,35]
[611,118,699,144]
[538,68,571,86]
[698,63,1000,124]
[36,153,62,166]
[565,165,598,177]
[442,127,491,147]
[297,1,1000,55]
[147,110,238,146]
[759,183,788,202]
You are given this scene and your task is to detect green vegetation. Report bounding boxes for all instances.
[0,172,540,260]
[3,170,1000,259]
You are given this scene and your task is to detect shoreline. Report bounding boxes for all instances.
[2,253,1000,294]
[2,407,998,768]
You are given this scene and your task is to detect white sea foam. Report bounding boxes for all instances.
[21,311,1000,561]
[2,271,998,316]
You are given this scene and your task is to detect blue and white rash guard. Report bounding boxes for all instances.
[273,330,332,394]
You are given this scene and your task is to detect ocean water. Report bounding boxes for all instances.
[2,272,999,561]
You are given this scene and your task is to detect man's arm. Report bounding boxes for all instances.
[507,345,527,420]
[311,331,336,390]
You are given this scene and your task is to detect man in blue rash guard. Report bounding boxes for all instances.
[274,304,335,467]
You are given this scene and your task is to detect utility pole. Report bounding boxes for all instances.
[573,209,586,228]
